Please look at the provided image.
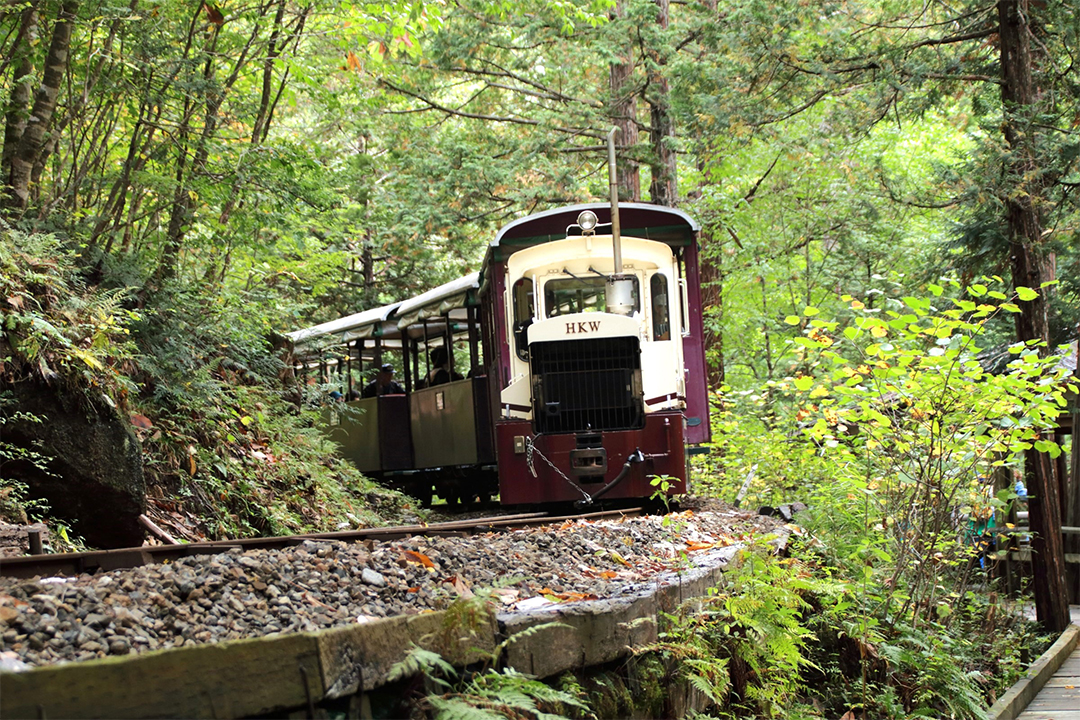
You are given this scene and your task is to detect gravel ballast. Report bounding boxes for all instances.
[0,503,784,670]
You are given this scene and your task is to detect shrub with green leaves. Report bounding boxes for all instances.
[692,279,1065,717]
[0,222,138,402]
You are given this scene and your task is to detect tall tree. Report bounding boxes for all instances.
[609,0,640,201]
[644,0,676,205]
[3,0,78,211]
[998,0,1069,632]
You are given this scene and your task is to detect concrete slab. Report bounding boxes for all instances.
[498,546,739,680]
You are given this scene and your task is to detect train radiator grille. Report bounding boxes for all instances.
[530,336,644,434]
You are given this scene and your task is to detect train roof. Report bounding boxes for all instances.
[289,204,697,352]
[487,203,699,262]
[286,301,401,347]
[396,272,480,329]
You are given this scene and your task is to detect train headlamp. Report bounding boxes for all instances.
[577,210,598,234]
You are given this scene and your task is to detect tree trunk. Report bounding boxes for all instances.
[609,0,639,202]
[700,237,724,389]
[1068,383,1080,604]
[250,0,288,146]
[2,3,39,187]
[152,18,265,289]
[4,0,77,212]
[998,0,1069,633]
[646,0,676,206]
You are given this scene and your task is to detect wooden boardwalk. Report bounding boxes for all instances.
[1018,644,1080,720]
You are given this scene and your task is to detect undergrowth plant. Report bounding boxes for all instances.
[696,279,1065,717]
[648,544,831,719]
[0,223,138,402]
[2,224,417,544]
[0,401,52,524]
[387,594,590,720]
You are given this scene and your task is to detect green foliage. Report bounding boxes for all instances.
[697,285,1065,717]
[0,401,51,524]
[386,597,589,720]
[649,546,823,718]
[644,539,1049,719]
[388,645,459,687]
[0,224,416,542]
[0,224,138,402]
[426,669,591,720]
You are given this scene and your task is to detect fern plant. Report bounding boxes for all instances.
[385,595,590,720]
[426,669,591,720]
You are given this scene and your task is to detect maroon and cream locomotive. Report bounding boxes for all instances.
[289,202,710,507]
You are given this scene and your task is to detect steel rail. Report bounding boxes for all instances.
[0,507,643,580]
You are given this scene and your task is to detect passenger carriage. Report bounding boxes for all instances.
[288,202,710,507]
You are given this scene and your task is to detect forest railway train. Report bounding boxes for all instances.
[288,203,711,507]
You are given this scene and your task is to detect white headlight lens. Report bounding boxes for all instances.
[577,210,598,231]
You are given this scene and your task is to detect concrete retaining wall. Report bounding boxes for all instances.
[0,547,744,719]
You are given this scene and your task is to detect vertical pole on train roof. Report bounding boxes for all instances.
[468,305,479,376]
[403,333,413,393]
[607,126,623,274]
[422,319,431,383]
[443,318,453,373]
[346,342,353,396]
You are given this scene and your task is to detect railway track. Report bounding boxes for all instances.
[0,506,643,580]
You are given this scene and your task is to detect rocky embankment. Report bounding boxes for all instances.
[0,503,785,670]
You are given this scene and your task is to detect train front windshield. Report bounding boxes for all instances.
[543,276,640,317]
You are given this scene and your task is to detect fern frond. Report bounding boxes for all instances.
[428,696,507,720]
[387,645,458,683]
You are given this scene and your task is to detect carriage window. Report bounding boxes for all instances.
[651,274,670,341]
[512,277,534,361]
[544,276,640,318]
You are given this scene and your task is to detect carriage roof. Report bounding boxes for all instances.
[286,301,401,348]
[396,272,480,330]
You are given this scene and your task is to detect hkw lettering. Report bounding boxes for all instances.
[565,320,602,334]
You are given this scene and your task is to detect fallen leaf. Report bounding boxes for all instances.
[450,576,473,598]
[6,295,23,309]
[686,541,716,552]
[599,571,618,579]
[489,588,519,605]
[404,550,434,568]
[840,713,856,720]
[609,551,629,566]
[407,587,419,593]
[130,413,153,429]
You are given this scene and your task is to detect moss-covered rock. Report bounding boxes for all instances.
[4,381,144,547]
